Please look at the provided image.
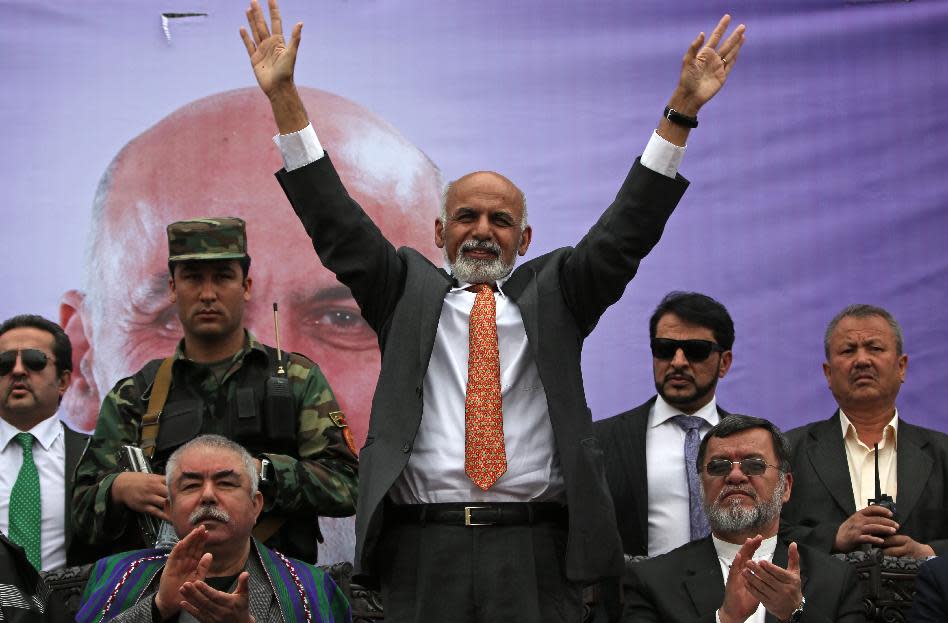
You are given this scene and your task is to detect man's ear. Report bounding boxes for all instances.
[517,225,532,256]
[168,277,177,304]
[252,490,264,522]
[243,276,253,302]
[434,217,446,249]
[59,290,99,433]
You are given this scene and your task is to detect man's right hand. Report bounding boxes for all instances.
[155,526,212,620]
[833,505,899,552]
[717,535,764,623]
[112,472,170,521]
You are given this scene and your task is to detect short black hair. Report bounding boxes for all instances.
[168,256,252,282]
[696,414,791,473]
[0,314,73,376]
[649,291,735,350]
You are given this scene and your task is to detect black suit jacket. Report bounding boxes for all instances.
[909,555,948,623]
[63,424,94,566]
[780,411,948,555]
[622,536,865,623]
[276,154,688,584]
[595,397,730,556]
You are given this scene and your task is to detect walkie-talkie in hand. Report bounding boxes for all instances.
[867,443,896,517]
[265,303,295,442]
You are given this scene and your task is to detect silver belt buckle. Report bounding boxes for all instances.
[464,506,491,526]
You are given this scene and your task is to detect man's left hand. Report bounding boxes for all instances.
[882,534,935,558]
[179,571,255,623]
[742,541,804,623]
[671,14,746,117]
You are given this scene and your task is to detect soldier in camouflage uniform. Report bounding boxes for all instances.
[72,217,358,563]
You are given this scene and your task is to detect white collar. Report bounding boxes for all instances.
[651,394,720,428]
[0,412,63,452]
[712,533,778,564]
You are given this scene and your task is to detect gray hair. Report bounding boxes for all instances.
[165,435,259,498]
[824,304,904,359]
[439,176,529,230]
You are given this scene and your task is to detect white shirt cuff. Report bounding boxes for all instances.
[640,130,686,179]
[273,123,325,171]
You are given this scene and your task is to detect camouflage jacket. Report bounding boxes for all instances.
[71,331,358,562]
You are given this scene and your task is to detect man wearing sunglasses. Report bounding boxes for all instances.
[71,218,358,565]
[0,314,92,571]
[596,292,735,560]
[623,415,864,623]
[781,304,948,559]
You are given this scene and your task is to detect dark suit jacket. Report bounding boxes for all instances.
[595,397,730,557]
[780,411,948,555]
[622,536,865,623]
[63,424,94,566]
[909,555,948,623]
[276,154,688,584]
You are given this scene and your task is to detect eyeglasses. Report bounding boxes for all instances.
[0,349,52,376]
[702,458,784,477]
[650,338,725,362]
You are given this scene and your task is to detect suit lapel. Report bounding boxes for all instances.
[894,420,933,523]
[683,538,727,617]
[623,401,652,545]
[62,424,88,550]
[417,269,454,371]
[504,265,537,352]
[805,412,857,516]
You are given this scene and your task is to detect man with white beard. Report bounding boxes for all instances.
[622,415,865,623]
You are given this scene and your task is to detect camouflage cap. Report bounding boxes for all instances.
[167,217,248,262]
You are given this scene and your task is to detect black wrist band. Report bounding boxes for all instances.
[663,106,698,128]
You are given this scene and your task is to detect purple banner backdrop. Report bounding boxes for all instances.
[2,0,946,481]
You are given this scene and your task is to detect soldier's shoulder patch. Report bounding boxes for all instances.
[329,410,358,455]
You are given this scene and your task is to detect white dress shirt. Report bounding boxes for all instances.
[276,124,685,501]
[839,409,898,510]
[0,415,67,571]
[713,534,778,623]
[646,395,720,556]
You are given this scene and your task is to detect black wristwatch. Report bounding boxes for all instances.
[663,106,698,128]
[785,596,805,622]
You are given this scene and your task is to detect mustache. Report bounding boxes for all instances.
[459,239,502,255]
[4,380,32,398]
[189,505,230,525]
[717,485,758,503]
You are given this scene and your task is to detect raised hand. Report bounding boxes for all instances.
[743,542,804,622]
[180,571,255,623]
[155,526,212,619]
[674,14,746,115]
[240,0,302,98]
[718,535,764,623]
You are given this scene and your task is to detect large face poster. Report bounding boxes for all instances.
[4,0,947,562]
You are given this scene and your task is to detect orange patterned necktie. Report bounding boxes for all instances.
[465,283,507,490]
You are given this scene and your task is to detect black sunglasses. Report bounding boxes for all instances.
[702,457,783,477]
[0,349,51,376]
[650,338,725,362]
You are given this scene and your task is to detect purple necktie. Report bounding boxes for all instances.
[671,415,711,541]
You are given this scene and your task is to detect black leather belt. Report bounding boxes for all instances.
[388,502,567,527]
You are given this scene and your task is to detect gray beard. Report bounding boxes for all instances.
[704,475,786,536]
[446,240,516,284]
